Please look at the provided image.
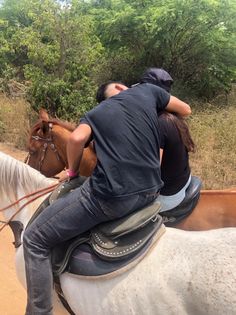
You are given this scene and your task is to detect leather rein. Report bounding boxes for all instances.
[24,122,65,172]
[0,183,58,232]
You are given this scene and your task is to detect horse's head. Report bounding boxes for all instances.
[27,109,97,178]
[26,109,69,177]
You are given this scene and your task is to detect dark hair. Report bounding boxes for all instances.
[96,81,123,103]
[160,111,195,152]
[96,82,110,103]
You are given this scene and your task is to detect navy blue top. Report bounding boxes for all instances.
[159,113,190,195]
[80,83,170,198]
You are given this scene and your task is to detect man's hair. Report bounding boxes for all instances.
[96,81,124,103]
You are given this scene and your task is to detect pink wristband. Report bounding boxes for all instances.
[66,169,78,177]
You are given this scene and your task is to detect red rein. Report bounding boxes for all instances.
[0,183,58,232]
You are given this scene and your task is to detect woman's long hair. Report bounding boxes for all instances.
[160,111,195,152]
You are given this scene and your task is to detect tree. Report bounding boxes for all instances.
[83,0,236,99]
[0,0,104,118]
[0,0,235,113]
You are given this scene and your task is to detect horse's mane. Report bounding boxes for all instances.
[29,118,77,137]
[0,152,56,200]
[48,118,77,132]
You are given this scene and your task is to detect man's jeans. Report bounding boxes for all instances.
[23,178,159,314]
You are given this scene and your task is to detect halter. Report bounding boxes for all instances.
[25,122,65,172]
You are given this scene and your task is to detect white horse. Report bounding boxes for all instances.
[0,151,236,315]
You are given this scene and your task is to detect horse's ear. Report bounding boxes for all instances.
[40,121,50,135]
[39,108,49,121]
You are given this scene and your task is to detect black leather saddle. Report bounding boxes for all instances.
[51,202,164,277]
[24,177,164,277]
[160,176,202,226]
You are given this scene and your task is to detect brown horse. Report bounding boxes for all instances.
[26,109,96,177]
[175,189,236,230]
[26,110,236,231]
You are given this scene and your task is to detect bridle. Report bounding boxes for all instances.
[25,122,65,172]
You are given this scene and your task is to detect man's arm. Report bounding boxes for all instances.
[67,123,92,175]
[165,96,191,117]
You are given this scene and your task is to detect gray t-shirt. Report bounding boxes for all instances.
[80,83,170,198]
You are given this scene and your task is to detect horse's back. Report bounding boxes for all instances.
[60,227,236,315]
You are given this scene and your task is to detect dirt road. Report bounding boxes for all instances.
[0,143,27,315]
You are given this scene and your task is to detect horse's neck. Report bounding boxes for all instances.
[79,143,97,176]
[1,174,56,227]
[52,125,71,163]
[5,194,50,228]
[52,125,97,176]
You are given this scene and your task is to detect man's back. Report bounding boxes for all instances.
[81,84,170,198]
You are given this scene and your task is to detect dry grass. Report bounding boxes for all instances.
[0,93,37,149]
[189,104,236,189]
[0,94,236,189]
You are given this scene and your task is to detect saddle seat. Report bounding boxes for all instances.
[52,202,164,277]
[23,176,164,277]
[161,176,202,225]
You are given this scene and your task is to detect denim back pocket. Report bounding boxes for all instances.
[98,190,159,220]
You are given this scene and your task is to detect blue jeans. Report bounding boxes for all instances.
[156,175,192,212]
[23,178,159,314]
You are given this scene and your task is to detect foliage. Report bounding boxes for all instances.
[83,0,236,97]
[0,0,235,119]
[0,0,104,118]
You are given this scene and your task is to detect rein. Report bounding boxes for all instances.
[0,183,58,232]
[25,122,65,171]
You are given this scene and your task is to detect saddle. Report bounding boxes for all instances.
[24,177,164,276]
[51,202,163,276]
[161,176,202,226]
[50,176,202,276]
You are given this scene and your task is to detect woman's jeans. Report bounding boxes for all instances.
[23,178,159,314]
[155,175,192,212]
